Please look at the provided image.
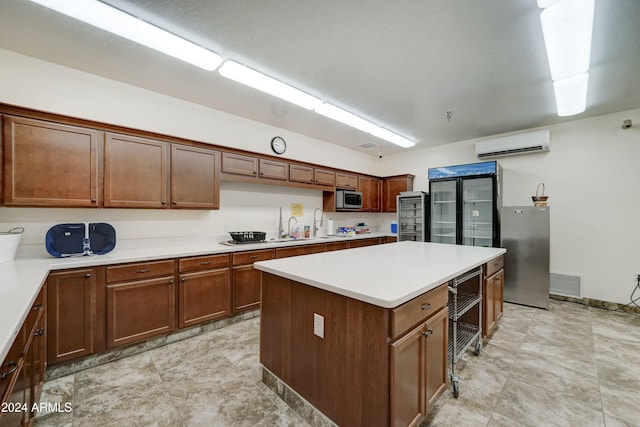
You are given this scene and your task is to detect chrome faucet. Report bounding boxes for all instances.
[288,216,298,238]
[313,208,324,238]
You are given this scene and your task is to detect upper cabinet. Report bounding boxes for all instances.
[289,164,314,184]
[221,152,258,177]
[336,172,358,190]
[382,175,415,212]
[359,176,381,212]
[171,145,220,209]
[104,133,170,208]
[2,115,100,207]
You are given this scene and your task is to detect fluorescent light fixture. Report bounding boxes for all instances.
[315,103,379,133]
[539,0,594,81]
[553,73,589,116]
[28,0,222,70]
[219,60,322,110]
[370,127,415,148]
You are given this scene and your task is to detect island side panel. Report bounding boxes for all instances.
[260,273,390,426]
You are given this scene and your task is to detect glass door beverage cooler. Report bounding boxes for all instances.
[428,161,502,247]
[396,191,429,241]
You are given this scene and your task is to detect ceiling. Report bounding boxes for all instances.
[1,0,639,156]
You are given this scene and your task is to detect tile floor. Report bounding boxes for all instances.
[34,299,640,427]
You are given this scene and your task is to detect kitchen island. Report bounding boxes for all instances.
[255,241,506,427]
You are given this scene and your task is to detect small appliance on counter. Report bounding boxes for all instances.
[45,223,116,258]
[0,227,24,263]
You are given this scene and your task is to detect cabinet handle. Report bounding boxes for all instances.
[169,279,174,284]
[32,303,43,311]
[1,361,18,380]
[181,277,186,282]
[135,269,151,273]
[162,201,167,205]
[34,328,45,337]
[91,198,97,203]
[422,328,434,336]
[249,256,259,259]
[172,201,177,205]
[85,273,92,278]
[199,261,211,265]
[420,303,432,311]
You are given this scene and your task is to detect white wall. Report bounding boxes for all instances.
[380,108,640,305]
[0,49,391,245]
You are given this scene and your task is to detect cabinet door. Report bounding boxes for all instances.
[106,276,175,348]
[424,307,448,411]
[171,145,220,209]
[47,269,96,364]
[104,133,170,208]
[275,243,324,258]
[0,360,26,427]
[259,158,289,180]
[484,273,495,335]
[179,268,230,328]
[494,269,504,323]
[289,164,314,184]
[314,168,336,186]
[348,238,380,249]
[359,176,381,212]
[232,265,262,313]
[383,175,414,213]
[335,172,358,189]
[221,152,258,177]
[390,322,425,427]
[2,115,100,207]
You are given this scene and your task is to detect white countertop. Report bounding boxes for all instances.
[0,233,391,362]
[254,241,506,308]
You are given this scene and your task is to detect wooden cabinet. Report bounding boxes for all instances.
[348,237,380,249]
[359,176,381,212]
[1,286,46,427]
[324,241,349,252]
[314,168,336,187]
[382,175,415,212]
[221,152,258,177]
[289,164,314,184]
[178,255,231,328]
[47,268,104,364]
[231,249,274,313]
[383,236,398,244]
[171,145,220,209]
[2,115,100,207]
[105,260,176,348]
[104,133,170,208]
[336,172,358,190]
[275,243,324,258]
[390,307,447,427]
[259,158,289,180]
[482,255,504,337]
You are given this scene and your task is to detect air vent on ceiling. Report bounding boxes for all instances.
[475,129,550,158]
[358,142,380,149]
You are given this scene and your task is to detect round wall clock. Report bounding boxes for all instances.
[270,136,286,155]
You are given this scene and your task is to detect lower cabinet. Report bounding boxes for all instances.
[0,286,46,427]
[47,268,103,364]
[482,255,504,337]
[178,255,231,328]
[231,249,275,313]
[105,261,176,348]
[390,307,448,427]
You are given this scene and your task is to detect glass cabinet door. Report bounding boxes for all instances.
[430,180,457,244]
[462,177,493,247]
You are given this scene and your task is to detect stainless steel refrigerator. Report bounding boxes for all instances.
[429,161,502,247]
[500,206,550,309]
[396,191,429,241]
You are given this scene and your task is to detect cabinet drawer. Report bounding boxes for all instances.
[106,260,175,283]
[179,254,229,272]
[232,249,275,266]
[391,283,448,339]
[485,255,504,277]
[275,244,324,258]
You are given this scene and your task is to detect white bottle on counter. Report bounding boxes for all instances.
[327,218,334,236]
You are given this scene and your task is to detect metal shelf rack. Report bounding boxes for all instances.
[447,266,483,398]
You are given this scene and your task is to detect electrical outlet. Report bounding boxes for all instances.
[313,313,324,339]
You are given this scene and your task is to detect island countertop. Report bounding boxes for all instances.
[254,241,506,308]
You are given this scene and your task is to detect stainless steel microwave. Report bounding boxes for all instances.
[336,190,363,209]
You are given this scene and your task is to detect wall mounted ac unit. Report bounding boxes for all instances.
[475,129,550,158]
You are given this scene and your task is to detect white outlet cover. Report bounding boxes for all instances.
[313,313,324,338]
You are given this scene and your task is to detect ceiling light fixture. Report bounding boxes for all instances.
[314,103,378,133]
[218,60,322,110]
[28,0,222,71]
[370,127,415,148]
[539,0,595,116]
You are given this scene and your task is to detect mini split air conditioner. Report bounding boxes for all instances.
[475,129,550,158]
